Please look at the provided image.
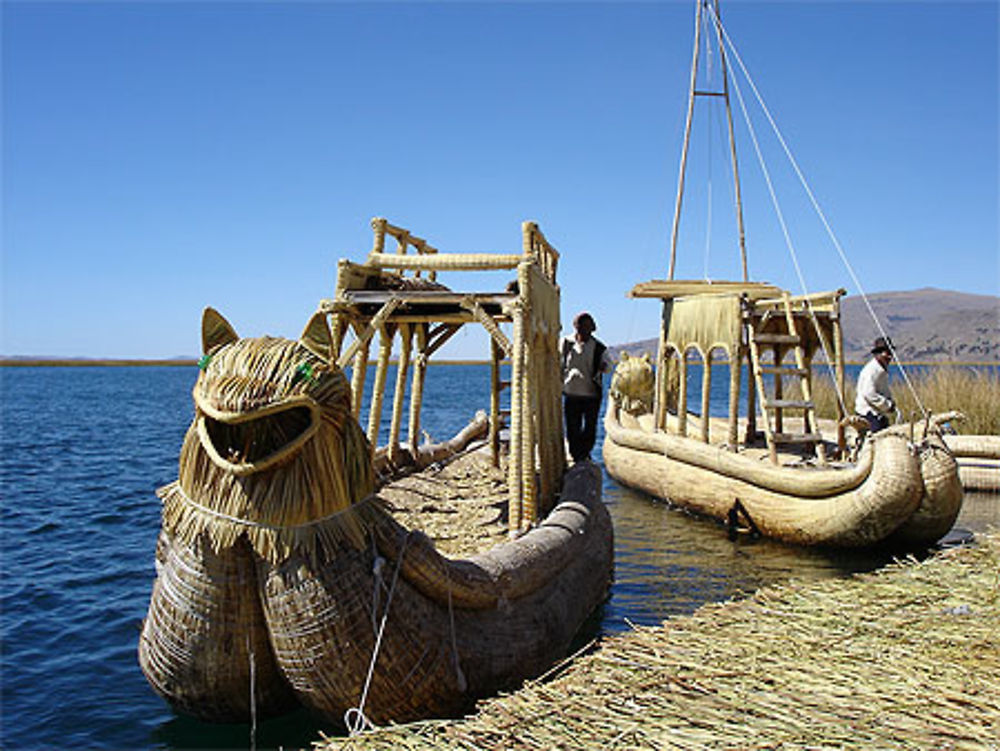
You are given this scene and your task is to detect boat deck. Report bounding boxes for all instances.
[378,445,510,558]
[325,532,1000,750]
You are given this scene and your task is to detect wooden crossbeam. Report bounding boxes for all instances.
[336,297,402,369]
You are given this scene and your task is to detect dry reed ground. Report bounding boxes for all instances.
[322,532,1000,750]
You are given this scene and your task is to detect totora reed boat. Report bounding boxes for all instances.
[138,218,613,729]
[602,0,963,549]
[943,433,1000,493]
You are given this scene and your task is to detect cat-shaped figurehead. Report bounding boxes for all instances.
[158,308,376,563]
[610,351,655,416]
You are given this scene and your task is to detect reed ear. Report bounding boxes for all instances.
[300,311,333,362]
[202,307,239,354]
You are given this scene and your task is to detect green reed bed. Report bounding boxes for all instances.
[809,365,1000,436]
[321,532,1000,750]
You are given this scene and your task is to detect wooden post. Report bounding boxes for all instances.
[518,264,536,531]
[669,0,705,279]
[833,312,847,454]
[350,322,370,419]
[508,302,525,536]
[773,346,784,436]
[744,314,758,445]
[388,323,412,465]
[490,339,502,468]
[709,0,748,281]
[728,346,741,448]
[407,323,429,450]
[677,349,689,437]
[367,325,393,451]
[655,318,670,431]
[701,349,712,443]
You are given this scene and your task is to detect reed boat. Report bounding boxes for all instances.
[602,0,962,548]
[943,433,1000,493]
[138,218,613,729]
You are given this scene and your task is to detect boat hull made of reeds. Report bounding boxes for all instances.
[603,397,962,548]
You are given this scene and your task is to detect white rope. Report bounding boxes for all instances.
[247,635,257,751]
[443,561,467,693]
[170,482,374,531]
[344,531,411,737]
[708,2,927,417]
[723,39,847,417]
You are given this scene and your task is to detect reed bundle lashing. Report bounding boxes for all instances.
[325,532,1000,750]
[322,217,566,535]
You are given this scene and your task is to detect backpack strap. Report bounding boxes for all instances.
[591,340,607,385]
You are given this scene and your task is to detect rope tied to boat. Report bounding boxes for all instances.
[345,530,412,736]
[442,556,468,693]
[169,481,378,531]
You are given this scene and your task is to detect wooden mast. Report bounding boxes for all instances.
[667,0,748,281]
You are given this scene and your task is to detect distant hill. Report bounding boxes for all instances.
[840,288,999,363]
[611,288,1000,363]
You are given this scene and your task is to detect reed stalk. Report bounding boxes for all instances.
[808,365,1000,435]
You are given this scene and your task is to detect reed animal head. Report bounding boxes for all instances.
[194,308,353,477]
[610,352,655,415]
[160,308,376,562]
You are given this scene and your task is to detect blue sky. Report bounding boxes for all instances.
[2,1,997,359]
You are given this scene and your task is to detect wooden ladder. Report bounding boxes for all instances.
[747,293,826,465]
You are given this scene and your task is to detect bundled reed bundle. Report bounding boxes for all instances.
[140,308,379,720]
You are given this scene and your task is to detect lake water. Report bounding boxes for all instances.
[1,364,996,750]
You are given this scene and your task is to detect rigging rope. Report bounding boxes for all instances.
[723,41,847,416]
[706,2,928,418]
[345,531,412,736]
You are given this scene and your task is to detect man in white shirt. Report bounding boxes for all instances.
[854,336,896,433]
[561,312,611,462]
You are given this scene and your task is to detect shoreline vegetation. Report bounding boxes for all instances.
[809,365,1000,436]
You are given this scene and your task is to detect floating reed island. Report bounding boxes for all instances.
[325,531,1000,750]
[138,217,613,729]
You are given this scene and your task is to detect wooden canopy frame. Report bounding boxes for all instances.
[320,217,565,535]
[629,281,848,459]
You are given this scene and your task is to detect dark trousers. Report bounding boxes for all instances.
[859,411,889,433]
[564,394,601,462]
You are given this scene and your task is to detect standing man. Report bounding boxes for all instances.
[561,312,611,463]
[855,336,897,433]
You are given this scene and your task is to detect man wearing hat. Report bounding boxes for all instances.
[854,336,897,433]
[561,312,611,462]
